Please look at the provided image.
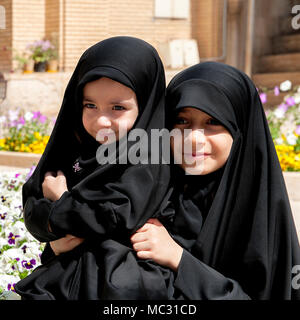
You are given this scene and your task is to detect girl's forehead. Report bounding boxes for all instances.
[83,77,136,97]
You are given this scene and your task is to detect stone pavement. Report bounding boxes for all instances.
[0,165,299,242]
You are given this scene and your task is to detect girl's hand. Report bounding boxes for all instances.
[42,170,68,201]
[130,218,183,272]
[50,234,84,256]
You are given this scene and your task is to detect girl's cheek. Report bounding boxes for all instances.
[214,135,233,162]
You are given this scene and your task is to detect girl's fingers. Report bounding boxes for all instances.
[130,232,147,243]
[136,251,152,260]
[147,218,162,226]
[71,238,84,245]
[44,171,56,178]
[135,223,151,233]
[57,170,65,176]
[132,241,150,252]
[65,234,77,240]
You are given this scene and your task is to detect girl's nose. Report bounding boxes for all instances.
[97,114,112,127]
[190,129,205,145]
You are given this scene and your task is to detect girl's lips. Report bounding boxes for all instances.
[184,152,211,157]
[96,130,116,139]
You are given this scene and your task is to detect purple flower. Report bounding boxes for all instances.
[39,115,47,124]
[18,117,25,125]
[7,283,16,292]
[8,232,20,245]
[278,103,288,112]
[42,40,54,51]
[9,120,18,128]
[22,259,36,269]
[259,93,267,104]
[26,165,36,181]
[274,86,280,96]
[285,96,295,106]
[21,245,27,254]
[8,110,19,122]
[32,111,42,119]
[274,103,289,118]
[296,125,300,135]
[15,173,20,178]
[0,212,7,220]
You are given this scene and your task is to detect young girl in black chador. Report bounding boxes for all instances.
[131,62,300,299]
[14,36,175,300]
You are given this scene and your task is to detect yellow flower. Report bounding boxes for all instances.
[34,132,42,140]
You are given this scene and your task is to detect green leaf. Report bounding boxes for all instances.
[19,270,29,280]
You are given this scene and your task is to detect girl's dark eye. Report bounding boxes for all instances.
[83,103,96,109]
[112,105,125,111]
[175,117,188,125]
[207,118,221,126]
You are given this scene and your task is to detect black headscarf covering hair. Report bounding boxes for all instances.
[14,36,175,300]
[166,61,300,300]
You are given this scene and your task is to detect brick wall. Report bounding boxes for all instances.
[62,0,192,71]
[0,0,225,72]
[12,0,45,70]
[63,0,109,71]
[0,0,12,72]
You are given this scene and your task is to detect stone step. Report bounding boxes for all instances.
[252,72,300,89]
[257,53,300,73]
[272,33,300,54]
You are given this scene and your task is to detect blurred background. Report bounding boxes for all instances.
[0,0,299,116]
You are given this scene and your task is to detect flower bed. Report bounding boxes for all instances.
[0,110,53,154]
[0,167,44,297]
[259,81,300,172]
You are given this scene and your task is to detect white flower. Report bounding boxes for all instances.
[10,221,27,240]
[280,80,292,92]
[0,170,43,285]
[0,116,6,124]
[21,242,43,259]
[286,132,298,145]
[0,238,7,248]
[274,108,286,119]
[293,93,300,104]
[8,110,19,122]
[0,274,20,290]
[24,111,34,121]
[275,137,284,145]
[1,248,24,260]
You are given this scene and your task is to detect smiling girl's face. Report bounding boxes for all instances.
[171,107,233,175]
[82,77,139,144]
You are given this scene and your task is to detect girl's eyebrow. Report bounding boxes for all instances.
[82,96,94,102]
[82,97,133,105]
